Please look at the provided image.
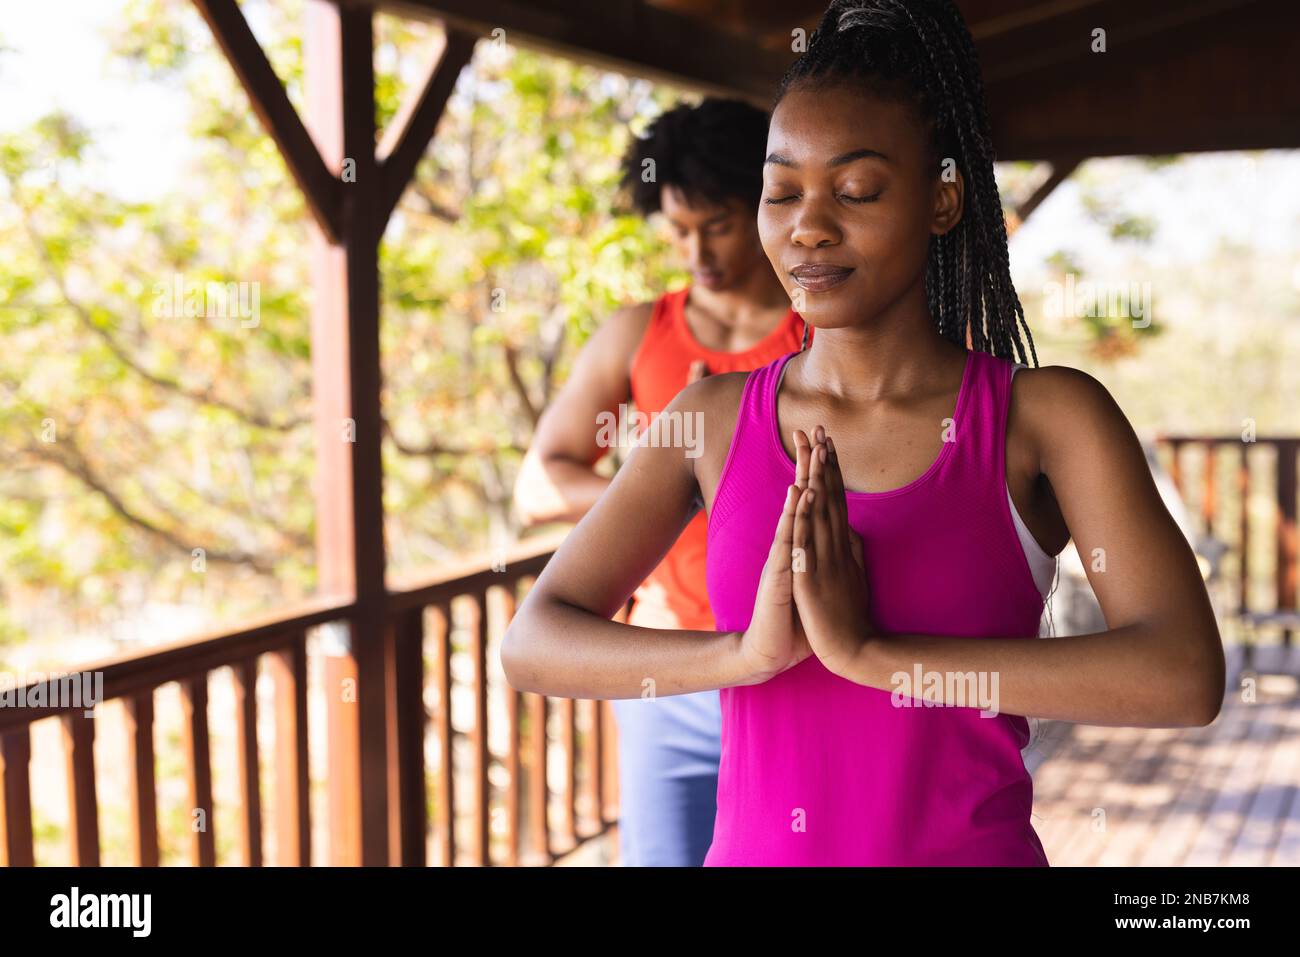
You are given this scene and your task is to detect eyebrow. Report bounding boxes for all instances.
[765,148,890,169]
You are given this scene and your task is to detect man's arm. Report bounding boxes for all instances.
[513,302,653,526]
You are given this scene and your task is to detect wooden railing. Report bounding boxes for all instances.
[0,529,617,866]
[1154,434,1298,634]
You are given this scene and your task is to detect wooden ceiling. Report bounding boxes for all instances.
[365,0,1300,159]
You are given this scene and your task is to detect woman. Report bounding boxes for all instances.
[513,97,809,865]
[503,0,1224,866]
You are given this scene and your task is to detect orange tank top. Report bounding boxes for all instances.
[625,285,809,631]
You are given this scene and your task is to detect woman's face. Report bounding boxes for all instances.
[660,185,768,292]
[758,83,962,329]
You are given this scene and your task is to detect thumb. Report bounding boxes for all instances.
[769,484,798,568]
[687,359,709,384]
[762,485,799,601]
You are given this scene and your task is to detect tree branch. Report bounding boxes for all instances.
[20,434,275,573]
[19,209,310,431]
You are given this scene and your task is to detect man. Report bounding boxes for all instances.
[513,98,809,866]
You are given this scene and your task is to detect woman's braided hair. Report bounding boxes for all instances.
[778,0,1038,366]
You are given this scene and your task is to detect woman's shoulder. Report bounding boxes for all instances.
[1008,362,1134,465]
[1009,362,1119,414]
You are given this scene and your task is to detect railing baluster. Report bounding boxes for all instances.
[324,628,359,866]
[181,674,216,866]
[233,659,263,867]
[431,601,454,866]
[1202,442,1217,531]
[1240,443,1251,613]
[270,632,310,866]
[1278,439,1298,645]
[468,591,490,865]
[124,692,159,867]
[61,711,99,866]
[559,697,576,849]
[582,698,603,834]
[527,691,549,864]
[0,728,35,867]
[499,584,522,867]
[387,606,426,866]
[1168,439,1184,498]
[602,699,619,825]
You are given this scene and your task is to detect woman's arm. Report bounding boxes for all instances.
[818,366,1226,728]
[502,375,757,700]
[512,302,652,527]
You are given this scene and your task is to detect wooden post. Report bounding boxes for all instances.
[198,0,474,868]
[305,0,390,867]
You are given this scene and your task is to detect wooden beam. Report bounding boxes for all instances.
[1005,158,1081,236]
[976,0,1264,85]
[986,0,1300,158]
[334,0,794,105]
[377,29,478,225]
[193,0,343,241]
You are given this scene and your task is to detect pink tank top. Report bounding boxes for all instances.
[704,347,1049,866]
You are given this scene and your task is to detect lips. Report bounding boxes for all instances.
[790,262,854,291]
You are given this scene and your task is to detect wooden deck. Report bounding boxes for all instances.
[1029,641,1300,866]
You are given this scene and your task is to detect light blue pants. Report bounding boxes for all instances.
[612,689,722,866]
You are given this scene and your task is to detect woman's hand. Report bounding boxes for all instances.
[738,483,814,684]
[791,426,878,677]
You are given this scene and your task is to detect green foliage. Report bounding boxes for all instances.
[0,0,682,644]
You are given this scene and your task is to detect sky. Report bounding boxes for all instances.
[2,0,1298,283]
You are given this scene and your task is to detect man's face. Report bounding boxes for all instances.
[659,185,768,292]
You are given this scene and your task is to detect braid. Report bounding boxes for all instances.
[775,0,1039,366]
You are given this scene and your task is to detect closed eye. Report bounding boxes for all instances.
[762,191,883,205]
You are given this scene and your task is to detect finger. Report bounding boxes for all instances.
[793,429,812,489]
[824,435,848,558]
[808,436,834,567]
[688,359,708,384]
[792,485,817,576]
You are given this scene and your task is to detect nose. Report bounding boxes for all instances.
[790,200,841,249]
[684,231,712,268]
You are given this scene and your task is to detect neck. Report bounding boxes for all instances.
[792,279,966,402]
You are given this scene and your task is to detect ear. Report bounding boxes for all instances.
[931,162,964,236]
